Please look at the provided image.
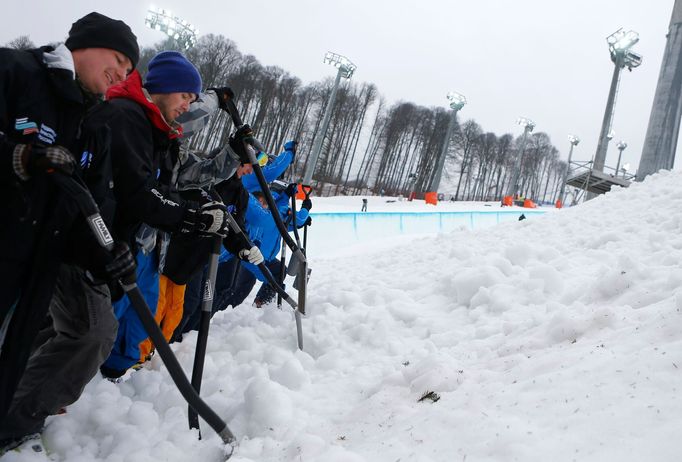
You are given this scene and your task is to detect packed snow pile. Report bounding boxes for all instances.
[5,170,682,462]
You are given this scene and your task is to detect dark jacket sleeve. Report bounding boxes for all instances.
[108,101,188,235]
[216,178,250,255]
[0,50,20,182]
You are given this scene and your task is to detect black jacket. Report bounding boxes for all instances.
[162,175,250,285]
[0,45,97,420]
[80,94,193,250]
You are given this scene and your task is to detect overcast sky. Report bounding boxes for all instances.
[2,1,676,172]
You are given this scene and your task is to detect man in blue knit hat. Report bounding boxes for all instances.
[77,51,260,379]
[78,50,218,380]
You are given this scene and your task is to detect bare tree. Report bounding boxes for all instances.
[5,35,35,50]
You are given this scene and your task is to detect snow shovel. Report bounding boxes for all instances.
[50,173,237,453]
[221,210,302,350]
[219,94,306,348]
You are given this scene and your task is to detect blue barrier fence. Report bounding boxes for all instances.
[304,210,546,255]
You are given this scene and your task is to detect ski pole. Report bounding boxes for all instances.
[50,173,237,449]
[188,234,222,435]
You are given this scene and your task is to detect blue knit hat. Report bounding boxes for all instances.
[144,51,202,96]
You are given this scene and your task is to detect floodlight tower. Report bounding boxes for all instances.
[506,117,535,198]
[429,92,466,192]
[144,6,198,50]
[593,28,642,173]
[302,52,356,186]
[615,141,627,177]
[558,134,580,204]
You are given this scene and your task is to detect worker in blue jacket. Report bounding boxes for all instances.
[230,187,310,307]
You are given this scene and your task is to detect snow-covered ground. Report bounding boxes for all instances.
[4,171,682,462]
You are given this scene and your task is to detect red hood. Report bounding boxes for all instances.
[106,70,182,139]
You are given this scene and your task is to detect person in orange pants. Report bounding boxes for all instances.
[139,275,186,362]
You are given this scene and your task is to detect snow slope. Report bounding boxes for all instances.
[3,171,682,462]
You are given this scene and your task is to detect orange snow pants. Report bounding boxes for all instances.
[139,275,186,361]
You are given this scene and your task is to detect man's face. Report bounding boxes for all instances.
[72,48,132,95]
[151,92,195,123]
[236,163,253,178]
[257,196,268,209]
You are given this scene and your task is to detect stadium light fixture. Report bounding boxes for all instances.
[145,5,198,50]
[323,52,356,79]
[615,141,628,177]
[302,52,356,186]
[593,28,642,177]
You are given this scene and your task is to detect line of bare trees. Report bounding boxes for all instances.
[6,33,570,203]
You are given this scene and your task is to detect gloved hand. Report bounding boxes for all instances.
[208,86,235,112]
[182,201,228,236]
[283,140,297,156]
[91,241,137,284]
[303,216,312,227]
[228,124,256,164]
[239,245,264,265]
[13,143,76,181]
[301,198,312,211]
[285,182,298,198]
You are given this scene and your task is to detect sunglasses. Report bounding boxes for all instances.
[256,152,269,166]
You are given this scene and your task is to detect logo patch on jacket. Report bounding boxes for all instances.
[80,151,93,169]
[37,124,57,144]
[15,117,38,135]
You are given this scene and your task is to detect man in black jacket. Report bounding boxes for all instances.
[0,12,140,446]
[79,51,263,378]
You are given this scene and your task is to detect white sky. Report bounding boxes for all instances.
[2,1,676,172]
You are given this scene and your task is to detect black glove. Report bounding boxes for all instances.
[283,140,297,157]
[181,201,228,236]
[91,241,137,285]
[208,86,235,111]
[228,124,256,164]
[303,216,312,227]
[285,182,298,198]
[13,143,76,181]
[301,198,312,211]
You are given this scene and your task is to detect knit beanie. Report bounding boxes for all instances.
[144,51,202,96]
[65,12,139,68]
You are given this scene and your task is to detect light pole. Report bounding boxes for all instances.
[615,141,627,177]
[638,0,682,180]
[506,117,535,198]
[429,92,466,192]
[145,6,198,50]
[559,134,580,205]
[593,28,642,173]
[302,52,356,186]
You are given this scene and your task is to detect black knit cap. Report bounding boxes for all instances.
[65,12,139,69]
